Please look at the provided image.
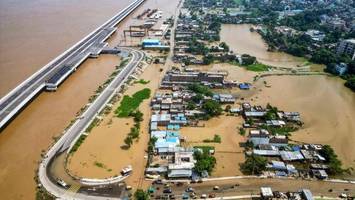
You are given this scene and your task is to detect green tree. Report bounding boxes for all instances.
[134,189,149,200]
[130,110,144,122]
[194,150,216,174]
[203,54,214,65]
[240,154,267,175]
[319,145,344,175]
[188,83,213,96]
[124,136,133,148]
[186,101,197,110]
[202,100,223,117]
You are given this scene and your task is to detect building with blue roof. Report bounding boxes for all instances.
[142,39,169,50]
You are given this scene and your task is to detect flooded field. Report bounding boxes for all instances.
[220,24,306,68]
[67,60,165,189]
[251,76,355,170]
[220,24,355,171]
[180,116,246,177]
[0,0,179,198]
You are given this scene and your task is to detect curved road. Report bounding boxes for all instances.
[38,48,144,199]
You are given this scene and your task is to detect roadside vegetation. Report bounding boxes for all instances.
[115,88,151,117]
[134,79,150,85]
[70,135,87,153]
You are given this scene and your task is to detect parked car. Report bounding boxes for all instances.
[163,188,172,193]
[209,193,216,198]
[186,187,194,192]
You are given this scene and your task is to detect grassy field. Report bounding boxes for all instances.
[115,88,151,117]
[245,63,269,72]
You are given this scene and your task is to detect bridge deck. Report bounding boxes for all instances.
[0,0,145,129]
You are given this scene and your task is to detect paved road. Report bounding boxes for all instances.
[0,0,145,130]
[38,48,144,199]
[158,177,355,199]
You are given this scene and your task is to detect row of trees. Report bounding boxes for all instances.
[123,110,144,148]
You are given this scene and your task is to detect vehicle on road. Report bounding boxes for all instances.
[121,165,132,176]
[56,179,68,188]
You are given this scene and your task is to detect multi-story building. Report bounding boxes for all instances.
[336,39,355,60]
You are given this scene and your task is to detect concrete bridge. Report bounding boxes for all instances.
[0,0,145,130]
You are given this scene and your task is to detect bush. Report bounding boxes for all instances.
[203,134,222,143]
[239,127,246,136]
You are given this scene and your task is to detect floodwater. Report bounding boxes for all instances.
[220,24,306,68]
[0,0,181,198]
[220,24,355,171]
[0,0,143,199]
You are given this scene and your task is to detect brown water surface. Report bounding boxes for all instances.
[0,0,140,199]
[220,24,306,68]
